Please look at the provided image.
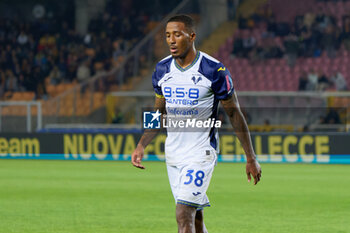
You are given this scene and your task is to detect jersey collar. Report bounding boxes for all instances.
[174,51,200,72]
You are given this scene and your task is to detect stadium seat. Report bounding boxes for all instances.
[1,106,10,115]
[22,92,35,100]
[93,92,105,110]
[46,85,57,97]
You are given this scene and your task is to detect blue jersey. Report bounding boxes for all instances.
[152,51,234,165]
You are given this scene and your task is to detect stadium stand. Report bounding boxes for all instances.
[0,0,181,103]
[1,0,349,132]
[214,0,350,91]
[0,0,184,118]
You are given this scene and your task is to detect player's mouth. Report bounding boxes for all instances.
[170,47,178,53]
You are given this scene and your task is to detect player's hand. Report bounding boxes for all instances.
[246,159,261,185]
[131,144,145,169]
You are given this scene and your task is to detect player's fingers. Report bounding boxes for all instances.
[246,172,251,183]
[133,162,145,169]
[131,155,138,166]
[136,157,145,169]
[132,155,145,169]
[131,152,137,162]
[254,171,262,185]
[134,163,145,169]
[131,159,137,166]
[132,162,140,168]
[254,175,259,185]
[132,159,139,166]
[132,154,140,165]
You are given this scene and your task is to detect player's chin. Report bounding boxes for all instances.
[170,52,180,58]
[170,50,182,58]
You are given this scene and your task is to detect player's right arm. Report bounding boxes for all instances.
[131,96,165,169]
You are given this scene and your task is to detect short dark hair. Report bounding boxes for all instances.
[167,14,195,32]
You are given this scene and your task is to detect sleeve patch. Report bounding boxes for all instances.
[225,75,233,93]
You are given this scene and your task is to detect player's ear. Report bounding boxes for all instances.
[190,32,196,41]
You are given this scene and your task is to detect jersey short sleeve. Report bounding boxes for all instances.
[152,68,163,97]
[211,63,234,100]
[152,56,172,98]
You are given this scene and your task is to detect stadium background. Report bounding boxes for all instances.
[0,0,350,233]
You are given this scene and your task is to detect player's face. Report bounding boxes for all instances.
[165,22,195,59]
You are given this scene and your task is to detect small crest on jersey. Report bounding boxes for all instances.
[191,76,202,84]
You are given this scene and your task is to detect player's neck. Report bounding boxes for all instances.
[175,48,197,69]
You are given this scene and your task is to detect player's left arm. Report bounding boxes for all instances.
[220,93,262,185]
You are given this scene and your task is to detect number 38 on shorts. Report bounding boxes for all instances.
[184,169,205,187]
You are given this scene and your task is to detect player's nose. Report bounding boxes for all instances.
[168,35,176,44]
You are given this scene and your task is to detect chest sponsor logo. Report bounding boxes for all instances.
[163,87,200,106]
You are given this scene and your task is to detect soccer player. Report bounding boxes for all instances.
[131,14,261,233]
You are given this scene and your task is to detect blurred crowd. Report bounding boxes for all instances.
[231,6,350,67]
[0,1,152,100]
[2,0,349,102]
[298,69,348,91]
